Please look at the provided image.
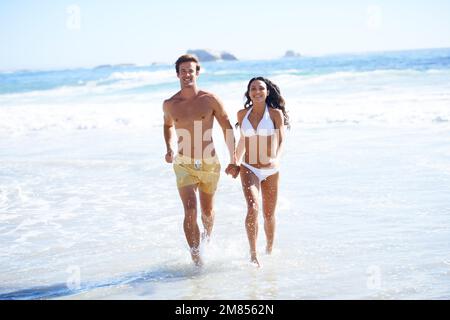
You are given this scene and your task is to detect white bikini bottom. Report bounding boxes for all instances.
[241,162,279,182]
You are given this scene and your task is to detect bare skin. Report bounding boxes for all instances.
[177,184,202,266]
[261,172,279,254]
[163,61,239,266]
[236,80,285,267]
[239,164,261,266]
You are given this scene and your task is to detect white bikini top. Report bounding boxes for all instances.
[241,104,275,137]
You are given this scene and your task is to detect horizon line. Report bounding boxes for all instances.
[2,46,449,74]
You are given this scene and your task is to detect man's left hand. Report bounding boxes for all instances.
[225,164,240,178]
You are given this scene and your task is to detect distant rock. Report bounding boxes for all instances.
[283,50,301,58]
[186,49,238,62]
[94,63,135,69]
[187,49,218,62]
[115,63,135,67]
[220,52,238,61]
[94,64,113,69]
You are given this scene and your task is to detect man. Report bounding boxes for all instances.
[163,54,239,266]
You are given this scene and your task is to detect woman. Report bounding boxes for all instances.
[236,77,289,267]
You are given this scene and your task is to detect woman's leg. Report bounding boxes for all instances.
[261,172,279,254]
[240,164,261,266]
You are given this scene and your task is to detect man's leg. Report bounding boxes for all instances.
[199,190,215,241]
[178,184,202,266]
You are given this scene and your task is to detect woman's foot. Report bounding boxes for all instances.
[250,252,260,268]
[201,230,211,244]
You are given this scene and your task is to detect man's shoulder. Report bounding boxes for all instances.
[198,90,220,102]
[196,91,223,111]
[164,91,182,105]
[164,91,180,103]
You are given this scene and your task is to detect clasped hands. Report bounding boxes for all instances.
[225,163,240,178]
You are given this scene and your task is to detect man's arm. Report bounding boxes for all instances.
[211,95,236,165]
[163,100,175,163]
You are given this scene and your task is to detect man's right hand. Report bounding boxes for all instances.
[165,149,174,163]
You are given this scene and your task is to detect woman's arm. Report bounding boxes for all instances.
[271,109,285,166]
[236,135,245,165]
[235,109,247,165]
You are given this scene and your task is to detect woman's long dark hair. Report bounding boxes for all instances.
[237,77,290,129]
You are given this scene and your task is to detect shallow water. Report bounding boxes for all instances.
[1,125,449,299]
[1,49,450,299]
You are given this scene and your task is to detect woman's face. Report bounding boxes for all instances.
[249,80,269,104]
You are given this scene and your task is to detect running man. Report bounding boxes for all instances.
[163,54,239,266]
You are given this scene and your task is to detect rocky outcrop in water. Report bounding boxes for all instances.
[186,49,238,62]
[283,50,301,58]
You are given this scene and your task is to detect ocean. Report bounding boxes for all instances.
[1,48,450,299]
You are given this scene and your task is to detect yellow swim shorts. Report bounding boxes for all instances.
[173,154,221,194]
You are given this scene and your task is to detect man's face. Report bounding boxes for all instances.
[177,61,199,88]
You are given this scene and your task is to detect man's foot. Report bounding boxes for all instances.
[265,245,273,255]
[191,247,203,267]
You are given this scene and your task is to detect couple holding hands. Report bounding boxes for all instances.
[163,54,289,267]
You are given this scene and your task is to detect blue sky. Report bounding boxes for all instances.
[1,0,450,70]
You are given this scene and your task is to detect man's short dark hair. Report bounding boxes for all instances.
[175,54,201,74]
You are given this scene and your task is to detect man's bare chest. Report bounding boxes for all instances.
[170,101,214,124]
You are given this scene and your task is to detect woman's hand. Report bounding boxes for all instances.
[225,164,240,178]
[268,157,280,169]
